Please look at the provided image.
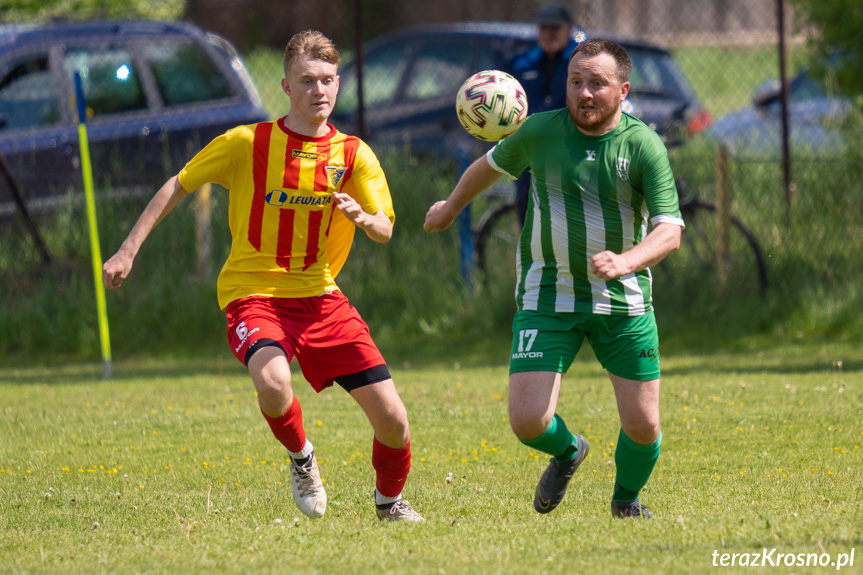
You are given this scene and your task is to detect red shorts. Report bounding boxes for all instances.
[225,292,386,392]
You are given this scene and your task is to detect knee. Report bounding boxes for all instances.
[376,405,410,447]
[509,411,552,442]
[254,368,292,417]
[621,417,661,445]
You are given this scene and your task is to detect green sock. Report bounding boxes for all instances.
[519,414,578,462]
[613,429,662,503]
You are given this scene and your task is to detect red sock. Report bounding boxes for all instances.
[372,437,411,498]
[261,397,306,453]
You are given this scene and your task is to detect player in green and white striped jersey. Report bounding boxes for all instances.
[425,38,683,518]
[490,104,681,315]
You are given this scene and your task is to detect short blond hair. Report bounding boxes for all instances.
[283,30,340,77]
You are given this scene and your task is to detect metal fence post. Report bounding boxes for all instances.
[715,142,732,296]
[456,145,474,290]
[777,0,794,228]
[0,150,50,265]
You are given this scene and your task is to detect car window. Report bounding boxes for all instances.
[335,42,413,114]
[475,41,503,72]
[791,72,828,101]
[628,49,687,99]
[0,54,60,131]
[145,40,233,106]
[63,47,147,117]
[404,38,474,101]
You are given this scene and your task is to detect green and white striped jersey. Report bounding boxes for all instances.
[489,109,683,316]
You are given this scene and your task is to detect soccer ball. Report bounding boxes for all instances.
[455,70,528,141]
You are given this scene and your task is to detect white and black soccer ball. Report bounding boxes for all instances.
[455,70,528,141]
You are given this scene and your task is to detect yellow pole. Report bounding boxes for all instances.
[75,72,112,379]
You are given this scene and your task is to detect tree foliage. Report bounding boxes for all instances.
[0,0,184,23]
[790,0,863,96]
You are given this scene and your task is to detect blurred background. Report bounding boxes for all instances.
[1,0,861,364]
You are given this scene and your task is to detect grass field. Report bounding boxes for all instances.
[1,342,861,574]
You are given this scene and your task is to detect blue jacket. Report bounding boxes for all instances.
[508,38,579,114]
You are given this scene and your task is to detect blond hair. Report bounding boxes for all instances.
[283,30,340,76]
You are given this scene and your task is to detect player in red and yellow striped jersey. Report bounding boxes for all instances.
[102,30,423,523]
[178,114,392,307]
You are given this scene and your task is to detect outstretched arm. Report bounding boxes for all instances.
[590,222,682,281]
[424,155,503,232]
[102,175,187,289]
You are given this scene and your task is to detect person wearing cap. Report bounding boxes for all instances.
[507,3,582,226]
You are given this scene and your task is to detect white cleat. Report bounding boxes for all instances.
[376,499,425,523]
[290,454,327,519]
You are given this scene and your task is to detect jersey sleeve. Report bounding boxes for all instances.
[489,123,531,180]
[634,132,684,227]
[178,125,253,193]
[341,140,395,224]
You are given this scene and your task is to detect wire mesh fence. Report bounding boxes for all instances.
[1,0,860,357]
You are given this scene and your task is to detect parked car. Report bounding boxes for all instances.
[330,22,711,157]
[708,67,852,153]
[0,20,267,216]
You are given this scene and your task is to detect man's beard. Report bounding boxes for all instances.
[567,93,620,134]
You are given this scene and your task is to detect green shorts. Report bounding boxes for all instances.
[509,310,661,381]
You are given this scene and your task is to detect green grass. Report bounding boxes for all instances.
[1,343,861,573]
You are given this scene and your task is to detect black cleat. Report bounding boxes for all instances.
[533,434,589,514]
[611,499,652,518]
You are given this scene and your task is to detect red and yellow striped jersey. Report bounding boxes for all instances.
[178,119,394,309]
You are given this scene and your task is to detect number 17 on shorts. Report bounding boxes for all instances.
[509,316,579,374]
[516,329,539,357]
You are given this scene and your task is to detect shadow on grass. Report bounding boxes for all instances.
[0,351,247,386]
[659,340,862,377]
[2,336,860,387]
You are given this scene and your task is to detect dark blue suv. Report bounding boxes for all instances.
[0,20,267,216]
[331,22,711,157]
